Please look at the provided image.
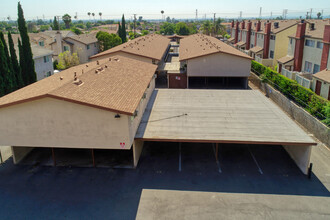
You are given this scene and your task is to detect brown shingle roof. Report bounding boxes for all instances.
[305,19,330,39]
[66,33,98,45]
[90,34,170,61]
[179,34,252,61]
[0,56,157,115]
[277,55,294,64]
[236,41,246,46]
[313,69,330,83]
[249,20,298,34]
[249,46,263,53]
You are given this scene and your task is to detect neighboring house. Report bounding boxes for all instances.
[50,31,99,64]
[90,34,171,68]
[179,34,252,89]
[31,45,54,81]
[230,19,298,67]
[4,35,54,81]
[277,20,330,74]
[311,69,330,100]
[0,55,157,167]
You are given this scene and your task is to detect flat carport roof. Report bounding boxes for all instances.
[136,89,315,146]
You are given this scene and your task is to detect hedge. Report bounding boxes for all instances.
[251,60,330,127]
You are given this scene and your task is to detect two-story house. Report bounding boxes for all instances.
[50,31,99,64]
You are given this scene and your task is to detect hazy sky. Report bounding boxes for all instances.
[0,0,329,21]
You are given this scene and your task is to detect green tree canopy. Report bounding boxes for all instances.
[62,14,72,29]
[57,51,79,70]
[175,22,190,35]
[8,32,23,89]
[96,31,122,51]
[53,16,59,30]
[160,22,175,35]
[0,32,16,93]
[17,2,36,85]
[0,39,8,96]
[120,14,127,43]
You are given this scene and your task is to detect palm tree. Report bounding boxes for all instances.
[99,12,102,20]
[87,12,91,21]
[92,13,95,22]
[161,10,164,21]
[201,20,212,35]
[317,12,322,19]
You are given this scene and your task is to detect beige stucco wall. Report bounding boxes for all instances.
[256,33,264,48]
[0,98,133,150]
[302,37,323,73]
[241,31,247,43]
[269,35,276,59]
[128,77,155,143]
[34,54,54,81]
[187,53,251,77]
[250,32,256,48]
[91,51,153,64]
[65,39,99,64]
[273,25,297,66]
[287,38,295,56]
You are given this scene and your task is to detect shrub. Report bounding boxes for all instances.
[251,60,329,126]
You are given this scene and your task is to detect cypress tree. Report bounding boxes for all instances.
[0,40,9,97]
[117,22,122,39]
[121,14,127,43]
[8,32,24,89]
[0,32,16,93]
[17,2,36,85]
[53,16,59,30]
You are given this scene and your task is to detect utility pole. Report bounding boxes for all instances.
[57,16,60,30]
[239,11,242,20]
[270,12,272,19]
[196,9,198,22]
[259,7,262,18]
[133,14,137,36]
[310,8,313,19]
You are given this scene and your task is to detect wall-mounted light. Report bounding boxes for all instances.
[115,114,121,118]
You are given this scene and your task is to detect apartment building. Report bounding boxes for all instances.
[230,20,298,67]
[50,31,99,64]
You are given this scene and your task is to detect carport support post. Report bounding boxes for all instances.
[91,149,95,167]
[215,143,219,161]
[133,140,144,168]
[51,148,56,166]
[283,145,313,175]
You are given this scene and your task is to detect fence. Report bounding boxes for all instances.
[296,74,312,89]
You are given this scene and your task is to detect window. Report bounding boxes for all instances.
[43,56,50,63]
[317,41,323,49]
[304,61,312,73]
[46,71,52,77]
[305,39,315,47]
[86,44,90,50]
[39,41,44,46]
[94,43,96,47]
[269,50,274,59]
[64,46,69,51]
[313,64,320,74]
[252,32,255,36]
[270,35,276,40]
[251,44,254,48]
[152,59,156,64]
[290,38,293,45]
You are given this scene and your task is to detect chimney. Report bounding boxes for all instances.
[55,31,63,56]
[240,20,245,41]
[254,20,261,47]
[235,21,240,44]
[231,20,234,28]
[263,21,271,59]
[321,24,330,71]
[293,21,307,71]
[246,21,252,50]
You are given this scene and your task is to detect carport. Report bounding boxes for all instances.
[135,89,316,175]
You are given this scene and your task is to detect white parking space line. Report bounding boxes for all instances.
[248,146,263,174]
[178,143,182,172]
[212,144,222,173]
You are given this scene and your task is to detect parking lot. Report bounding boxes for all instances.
[0,142,329,219]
